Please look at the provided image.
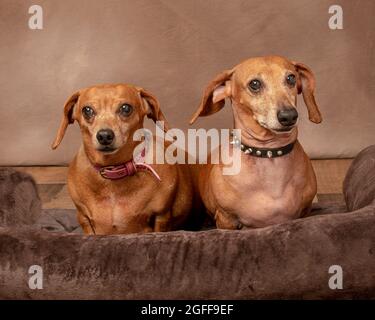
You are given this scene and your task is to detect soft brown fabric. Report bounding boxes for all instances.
[1,147,375,299]
[0,169,41,227]
[1,0,375,165]
[344,145,375,211]
[37,209,82,233]
[0,205,374,299]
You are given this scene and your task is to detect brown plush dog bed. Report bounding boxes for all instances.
[0,146,374,299]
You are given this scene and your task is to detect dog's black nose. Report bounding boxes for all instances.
[96,129,115,145]
[277,108,298,127]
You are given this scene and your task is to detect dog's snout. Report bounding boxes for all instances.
[96,129,115,146]
[277,108,298,127]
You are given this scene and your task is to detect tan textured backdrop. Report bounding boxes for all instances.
[0,0,374,165]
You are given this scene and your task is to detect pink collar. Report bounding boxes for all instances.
[94,148,161,181]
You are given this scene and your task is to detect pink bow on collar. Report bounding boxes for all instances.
[94,148,161,181]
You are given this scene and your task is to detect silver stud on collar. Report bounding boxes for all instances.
[230,140,238,146]
[267,150,273,158]
[277,150,283,156]
[230,133,242,148]
[256,150,261,156]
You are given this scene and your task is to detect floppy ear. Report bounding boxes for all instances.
[190,69,234,124]
[138,87,170,133]
[51,91,80,149]
[294,62,322,124]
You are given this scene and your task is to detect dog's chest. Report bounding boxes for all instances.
[83,178,163,233]
[213,155,308,226]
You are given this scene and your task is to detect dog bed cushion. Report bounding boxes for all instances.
[0,146,374,299]
[344,145,375,211]
[0,169,41,227]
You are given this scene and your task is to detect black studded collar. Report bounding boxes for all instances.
[231,134,296,158]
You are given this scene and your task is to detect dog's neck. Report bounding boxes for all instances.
[231,100,297,149]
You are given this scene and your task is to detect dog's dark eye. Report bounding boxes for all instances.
[248,79,262,92]
[82,106,95,119]
[119,103,133,117]
[286,74,296,87]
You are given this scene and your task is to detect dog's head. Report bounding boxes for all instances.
[190,56,322,134]
[52,84,169,163]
